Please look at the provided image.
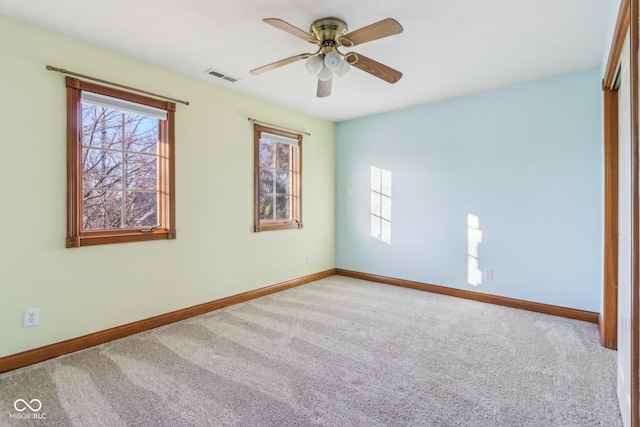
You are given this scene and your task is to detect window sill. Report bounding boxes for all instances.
[254,221,303,232]
[66,229,177,247]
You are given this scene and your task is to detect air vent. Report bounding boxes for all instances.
[204,68,239,83]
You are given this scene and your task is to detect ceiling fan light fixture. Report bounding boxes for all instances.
[324,51,342,71]
[305,55,324,75]
[317,65,333,81]
[334,59,350,78]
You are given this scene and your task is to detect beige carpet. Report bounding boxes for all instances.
[0,276,622,426]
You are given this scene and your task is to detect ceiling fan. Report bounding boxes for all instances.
[250,17,403,97]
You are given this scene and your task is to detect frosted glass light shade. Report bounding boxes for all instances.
[305,55,324,75]
[317,65,333,81]
[324,51,342,70]
[334,59,350,78]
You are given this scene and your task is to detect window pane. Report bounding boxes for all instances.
[82,105,123,149]
[371,192,381,215]
[276,171,291,194]
[259,141,275,167]
[260,195,274,220]
[125,192,158,227]
[276,196,291,220]
[276,143,291,169]
[259,169,275,195]
[83,190,123,230]
[381,169,392,196]
[82,148,123,189]
[125,115,158,154]
[381,195,392,220]
[126,153,158,190]
[371,215,381,239]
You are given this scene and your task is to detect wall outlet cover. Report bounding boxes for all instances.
[24,308,39,327]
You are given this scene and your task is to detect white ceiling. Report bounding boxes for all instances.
[0,0,616,122]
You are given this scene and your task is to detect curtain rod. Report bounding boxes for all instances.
[46,65,190,106]
[248,117,311,136]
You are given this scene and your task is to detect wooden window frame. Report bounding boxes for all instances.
[253,124,303,232]
[66,77,176,247]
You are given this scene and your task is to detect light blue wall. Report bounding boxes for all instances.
[336,67,603,312]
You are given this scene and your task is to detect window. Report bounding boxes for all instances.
[254,124,302,231]
[66,77,176,247]
[371,166,391,244]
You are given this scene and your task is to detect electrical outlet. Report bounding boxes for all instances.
[306,255,312,265]
[483,269,494,280]
[24,308,39,327]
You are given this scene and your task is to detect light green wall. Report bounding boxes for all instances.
[0,14,336,358]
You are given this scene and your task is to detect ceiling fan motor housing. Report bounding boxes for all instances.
[310,18,348,51]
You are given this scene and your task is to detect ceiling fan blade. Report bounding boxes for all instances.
[340,18,403,47]
[349,53,402,84]
[317,77,332,98]
[250,54,309,75]
[263,18,320,44]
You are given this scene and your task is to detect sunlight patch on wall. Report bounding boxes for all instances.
[467,214,483,286]
[371,166,392,244]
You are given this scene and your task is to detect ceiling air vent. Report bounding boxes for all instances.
[204,68,239,83]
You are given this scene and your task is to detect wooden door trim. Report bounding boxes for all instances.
[602,0,630,352]
[631,1,639,425]
[602,0,630,350]
[602,87,619,350]
[603,1,638,424]
[604,0,631,89]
